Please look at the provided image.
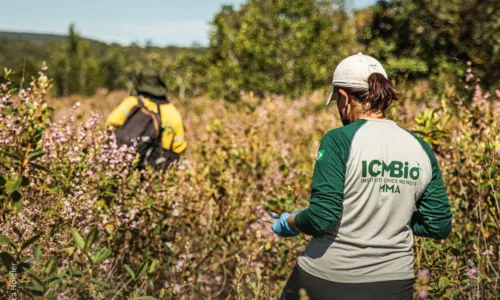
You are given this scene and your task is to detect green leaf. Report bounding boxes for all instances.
[84,227,98,252]
[0,149,22,160]
[30,162,51,172]
[0,235,17,250]
[33,246,42,260]
[28,149,46,160]
[0,175,6,187]
[136,261,147,278]
[48,275,64,288]
[138,297,156,300]
[5,175,22,195]
[148,259,158,274]
[92,249,111,265]
[21,234,42,251]
[478,272,488,281]
[124,264,135,280]
[486,222,498,229]
[15,196,22,212]
[48,273,63,282]
[70,228,85,250]
[438,276,449,289]
[443,114,451,124]
[90,279,111,288]
[67,267,82,278]
[26,283,45,296]
[103,289,117,295]
[25,269,45,286]
[43,258,57,275]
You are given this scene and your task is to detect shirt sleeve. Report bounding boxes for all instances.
[159,106,187,154]
[105,97,138,127]
[170,122,187,154]
[294,131,350,236]
[410,142,452,240]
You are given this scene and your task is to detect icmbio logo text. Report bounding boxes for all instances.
[361,160,420,180]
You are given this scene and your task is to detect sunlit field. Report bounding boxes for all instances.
[0,67,498,299]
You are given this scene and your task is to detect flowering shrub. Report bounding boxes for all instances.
[0,67,498,299]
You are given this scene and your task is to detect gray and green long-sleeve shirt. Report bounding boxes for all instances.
[295,118,452,283]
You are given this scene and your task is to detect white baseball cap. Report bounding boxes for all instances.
[326,52,387,105]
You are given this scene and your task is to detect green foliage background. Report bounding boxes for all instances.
[1,0,499,100]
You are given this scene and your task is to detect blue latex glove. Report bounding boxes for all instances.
[271,212,299,237]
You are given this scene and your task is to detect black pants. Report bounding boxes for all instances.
[281,265,414,300]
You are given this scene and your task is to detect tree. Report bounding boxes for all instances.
[83,57,101,96]
[360,0,500,88]
[53,24,86,96]
[164,53,210,101]
[66,24,84,95]
[53,56,69,96]
[100,50,129,92]
[208,0,355,100]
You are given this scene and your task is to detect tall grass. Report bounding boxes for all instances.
[0,67,498,299]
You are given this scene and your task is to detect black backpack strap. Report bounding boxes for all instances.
[156,102,163,143]
[150,103,180,170]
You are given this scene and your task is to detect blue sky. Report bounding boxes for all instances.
[0,0,376,46]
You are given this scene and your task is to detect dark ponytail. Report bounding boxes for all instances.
[365,73,398,113]
[344,72,398,115]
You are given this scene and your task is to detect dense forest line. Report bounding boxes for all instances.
[1,0,499,101]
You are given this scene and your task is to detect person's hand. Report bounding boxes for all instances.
[271,212,299,237]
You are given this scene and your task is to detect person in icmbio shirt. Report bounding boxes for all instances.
[271,53,452,300]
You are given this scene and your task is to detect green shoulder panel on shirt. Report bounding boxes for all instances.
[410,136,452,239]
[295,119,367,236]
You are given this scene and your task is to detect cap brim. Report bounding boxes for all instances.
[326,88,336,106]
[136,84,167,98]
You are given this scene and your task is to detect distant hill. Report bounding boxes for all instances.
[0,30,207,91]
[0,31,206,51]
[0,31,107,47]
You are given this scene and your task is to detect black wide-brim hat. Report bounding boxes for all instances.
[133,67,167,98]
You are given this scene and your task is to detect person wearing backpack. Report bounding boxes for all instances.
[271,53,452,299]
[106,68,186,170]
